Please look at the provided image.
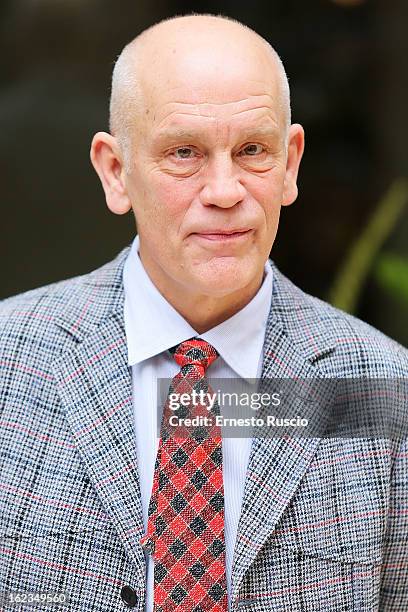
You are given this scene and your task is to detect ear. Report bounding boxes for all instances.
[282,123,305,206]
[90,132,131,215]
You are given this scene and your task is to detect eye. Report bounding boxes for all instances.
[173,147,195,159]
[240,143,264,156]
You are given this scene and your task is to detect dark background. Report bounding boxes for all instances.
[2,0,407,345]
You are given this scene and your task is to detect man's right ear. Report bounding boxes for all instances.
[90,132,131,215]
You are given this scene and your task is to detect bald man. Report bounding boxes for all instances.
[1,13,407,612]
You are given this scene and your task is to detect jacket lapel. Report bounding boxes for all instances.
[51,245,146,585]
[230,267,337,602]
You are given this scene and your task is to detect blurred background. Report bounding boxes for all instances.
[1,0,407,345]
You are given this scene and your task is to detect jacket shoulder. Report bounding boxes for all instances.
[0,243,130,356]
[270,263,408,377]
[0,273,88,367]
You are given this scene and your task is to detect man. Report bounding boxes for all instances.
[1,13,407,612]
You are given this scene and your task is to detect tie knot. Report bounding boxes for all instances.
[169,338,219,372]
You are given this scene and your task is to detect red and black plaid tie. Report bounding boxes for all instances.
[140,338,228,611]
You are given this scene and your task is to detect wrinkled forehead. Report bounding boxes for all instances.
[136,33,282,125]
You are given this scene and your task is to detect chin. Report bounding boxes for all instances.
[192,260,256,296]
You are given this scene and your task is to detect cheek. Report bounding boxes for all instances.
[245,174,285,240]
[247,173,285,213]
[150,176,196,219]
[247,159,286,193]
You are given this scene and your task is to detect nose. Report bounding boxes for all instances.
[199,153,246,208]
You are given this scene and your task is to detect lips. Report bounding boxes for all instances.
[191,229,253,242]
[193,229,251,235]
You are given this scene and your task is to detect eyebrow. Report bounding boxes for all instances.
[158,129,197,142]
[239,125,281,140]
[156,124,281,144]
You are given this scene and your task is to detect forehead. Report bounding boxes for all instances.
[150,96,282,145]
[136,35,283,135]
[142,86,283,147]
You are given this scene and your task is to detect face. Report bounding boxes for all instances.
[97,32,304,301]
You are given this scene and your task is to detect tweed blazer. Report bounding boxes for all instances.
[1,242,407,612]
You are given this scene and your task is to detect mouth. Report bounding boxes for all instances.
[192,229,253,242]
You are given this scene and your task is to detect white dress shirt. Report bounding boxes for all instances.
[122,234,273,611]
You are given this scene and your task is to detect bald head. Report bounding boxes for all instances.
[109,14,291,172]
[91,13,305,317]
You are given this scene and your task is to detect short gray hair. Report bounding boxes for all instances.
[109,13,291,173]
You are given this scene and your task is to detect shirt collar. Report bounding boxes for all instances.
[123,234,273,382]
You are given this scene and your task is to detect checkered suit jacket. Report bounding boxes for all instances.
[1,242,407,611]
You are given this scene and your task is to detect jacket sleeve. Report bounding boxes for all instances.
[379,436,408,609]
